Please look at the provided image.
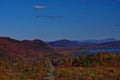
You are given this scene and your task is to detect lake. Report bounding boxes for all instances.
[89,49,120,54]
[74,49,120,57]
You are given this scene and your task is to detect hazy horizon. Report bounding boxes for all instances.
[0,36,119,42]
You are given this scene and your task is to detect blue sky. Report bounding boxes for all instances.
[0,0,120,41]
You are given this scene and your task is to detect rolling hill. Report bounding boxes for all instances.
[0,37,54,57]
[48,39,120,49]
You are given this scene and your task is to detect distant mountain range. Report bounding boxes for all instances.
[48,38,120,49]
[0,37,120,56]
[78,38,117,44]
[48,39,79,48]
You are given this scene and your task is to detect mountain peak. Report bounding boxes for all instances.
[105,38,117,41]
[55,39,71,42]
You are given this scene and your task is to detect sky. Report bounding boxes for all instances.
[0,0,120,41]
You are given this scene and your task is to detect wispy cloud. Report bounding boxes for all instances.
[34,5,47,9]
[35,15,63,19]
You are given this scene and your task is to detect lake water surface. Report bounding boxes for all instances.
[89,49,120,54]
[74,49,120,57]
